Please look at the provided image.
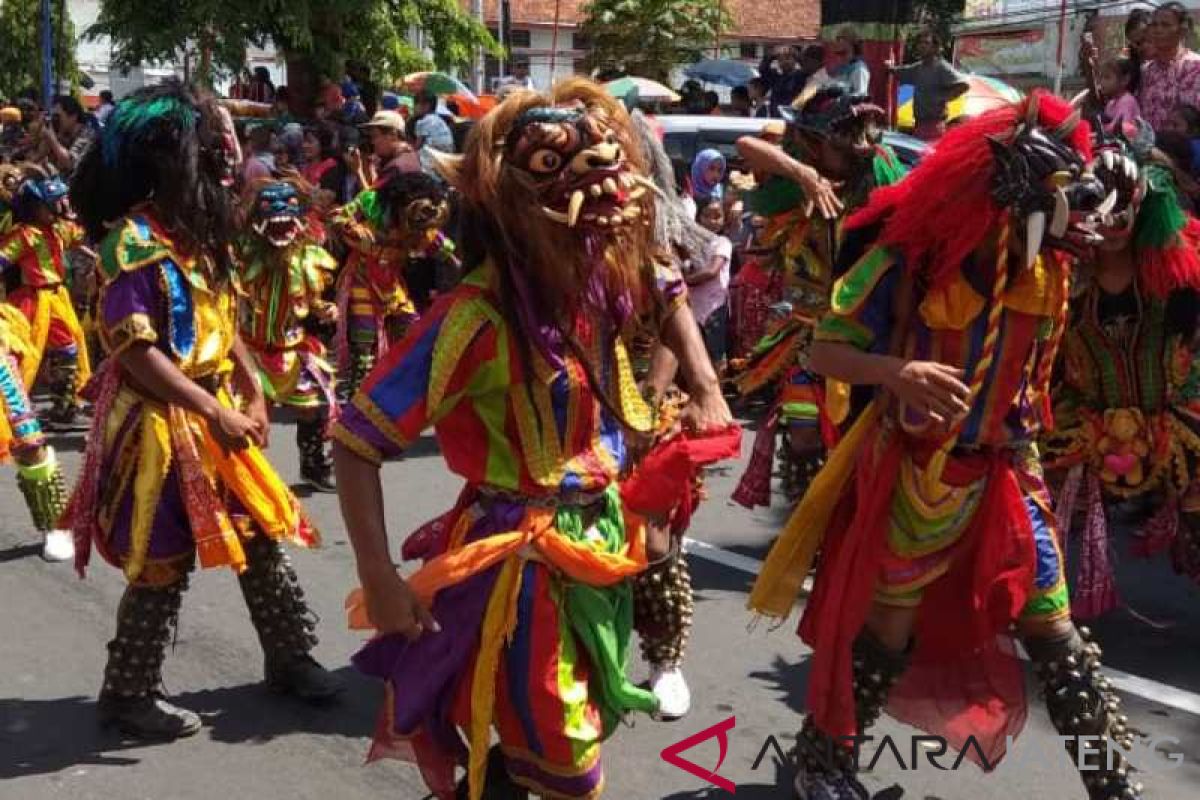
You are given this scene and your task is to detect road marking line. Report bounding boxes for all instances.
[683,537,1200,718]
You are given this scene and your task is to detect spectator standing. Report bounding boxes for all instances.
[94,90,116,127]
[412,91,454,152]
[347,61,380,117]
[887,29,969,141]
[684,148,726,220]
[1126,8,1155,64]
[688,198,733,368]
[38,95,96,177]
[360,110,420,185]
[499,58,537,92]
[247,67,276,104]
[302,124,345,194]
[1139,3,1200,132]
[759,45,807,116]
[829,28,871,96]
[273,87,297,125]
[340,81,368,124]
[747,78,770,118]
[242,124,276,184]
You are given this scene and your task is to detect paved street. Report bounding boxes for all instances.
[2,412,1199,799]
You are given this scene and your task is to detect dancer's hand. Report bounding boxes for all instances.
[211,406,260,452]
[361,567,439,640]
[681,384,734,433]
[797,164,844,221]
[882,359,971,426]
[245,394,271,448]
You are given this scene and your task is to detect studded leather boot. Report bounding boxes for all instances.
[97,579,202,739]
[297,412,335,493]
[237,534,341,702]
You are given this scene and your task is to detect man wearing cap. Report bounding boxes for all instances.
[360,110,420,185]
[731,86,906,507]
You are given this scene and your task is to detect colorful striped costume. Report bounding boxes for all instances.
[0,219,92,404]
[238,242,338,410]
[65,213,318,587]
[336,259,687,800]
[752,230,1075,768]
[330,189,458,399]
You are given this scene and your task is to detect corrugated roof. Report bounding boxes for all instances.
[473,0,819,40]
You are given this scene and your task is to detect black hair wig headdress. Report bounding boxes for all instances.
[70,80,237,278]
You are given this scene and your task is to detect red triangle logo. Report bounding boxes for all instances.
[660,715,737,793]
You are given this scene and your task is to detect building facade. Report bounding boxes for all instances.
[477,0,820,91]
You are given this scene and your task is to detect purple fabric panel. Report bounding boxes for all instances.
[351,501,526,746]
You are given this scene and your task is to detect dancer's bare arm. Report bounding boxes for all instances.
[736,136,843,220]
[659,305,732,431]
[230,334,270,446]
[117,342,262,451]
[333,442,438,640]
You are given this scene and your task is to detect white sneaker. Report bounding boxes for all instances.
[650,666,691,720]
[41,529,74,562]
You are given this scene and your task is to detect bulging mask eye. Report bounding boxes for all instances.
[528,149,564,174]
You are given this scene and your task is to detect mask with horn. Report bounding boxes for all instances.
[988,94,1110,268]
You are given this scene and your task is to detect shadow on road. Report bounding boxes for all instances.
[660,753,793,798]
[0,694,143,778]
[0,544,42,563]
[749,654,812,713]
[0,666,378,779]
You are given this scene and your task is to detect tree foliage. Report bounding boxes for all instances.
[88,0,496,86]
[0,0,80,100]
[579,0,734,83]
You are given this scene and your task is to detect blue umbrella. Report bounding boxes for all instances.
[685,58,758,88]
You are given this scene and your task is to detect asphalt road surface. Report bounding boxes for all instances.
[2,412,1199,800]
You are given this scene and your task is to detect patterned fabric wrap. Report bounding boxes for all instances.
[6,283,92,395]
[335,258,708,800]
[62,213,318,586]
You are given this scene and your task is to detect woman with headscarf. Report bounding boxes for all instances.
[684,148,726,219]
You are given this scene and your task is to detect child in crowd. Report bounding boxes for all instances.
[684,148,726,219]
[688,198,733,369]
[1098,56,1142,131]
[1163,104,1200,174]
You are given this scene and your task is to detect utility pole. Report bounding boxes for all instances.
[40,0,53,108]
[473,0,485,93]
